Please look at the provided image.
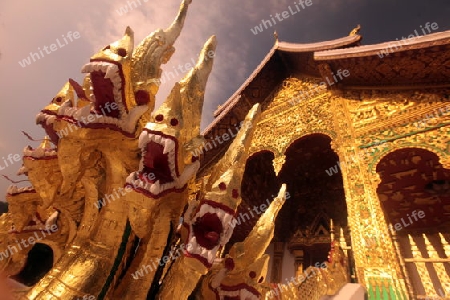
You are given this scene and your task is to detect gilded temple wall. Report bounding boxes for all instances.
[248,76,450,298]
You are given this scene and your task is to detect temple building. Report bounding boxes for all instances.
[198,29,450,299]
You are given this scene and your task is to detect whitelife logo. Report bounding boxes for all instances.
[0,224,59,261]
[377,22,439,58]
[116,0,150,16]
[0,153,21,171]
[289,69,350,106]
[18,31,81,68]
[251,0,313,35]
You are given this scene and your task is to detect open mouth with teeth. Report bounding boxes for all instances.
[82,60,126,118]
[126,129,199,198]
[36,111,59,145]
[37,60,144,140]
[184,201,235,268]
[215,284,261,300]
[7,186,35,196]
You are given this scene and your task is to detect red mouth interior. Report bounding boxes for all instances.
[193,212,223,250]
[91,71,120,118]
[42,121,60,145]
[141,141,174,184]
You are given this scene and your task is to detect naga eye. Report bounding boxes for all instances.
[155,114,164,122]
[170,118,179,126]
[117,48,127,57]
[54,97,62,103]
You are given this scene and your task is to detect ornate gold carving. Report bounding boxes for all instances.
[331,92,409,296]
[250,76,335,156]
[272,155,286,176]
[277,241,350,300]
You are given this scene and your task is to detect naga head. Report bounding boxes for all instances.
[54,27,152,136]
[181,104,261,268]
[36,82,76,145]
[200,185,288,300]
[82,26,136,117]
[127,35,216,199]
[125,35,217,238]
[21,137,60,210]
[42,0,193,141]
[2,137,62,233]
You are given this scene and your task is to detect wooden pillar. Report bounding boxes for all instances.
[271,242,284,283]
[291,249,305,277]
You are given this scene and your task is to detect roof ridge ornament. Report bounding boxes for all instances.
[349,24,361,36]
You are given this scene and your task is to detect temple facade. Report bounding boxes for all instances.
[198,29,450,299]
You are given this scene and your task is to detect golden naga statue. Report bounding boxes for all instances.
[0,1,349,299]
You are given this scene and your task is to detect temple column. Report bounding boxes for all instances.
[291,249,305,276]
[330,95,409,299]
[271,242,285,283]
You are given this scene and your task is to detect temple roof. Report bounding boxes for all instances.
[200,29,450,176]
[277,34,361,53]
[314,30,450,59]
[212,34,362,119]
[211,47,278,119]
[314,30,450,88]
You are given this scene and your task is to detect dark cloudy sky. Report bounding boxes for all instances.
[0,0,449,196]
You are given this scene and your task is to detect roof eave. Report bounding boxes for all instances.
[315,30,450,60]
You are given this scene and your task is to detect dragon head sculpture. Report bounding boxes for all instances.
[155,104,262,299]
[182,103,261,268]
[199,184,287,300]
[36,82,76,145]
[21,137,60,211]
[53,27,150,137]
[37,0,193,143]
[125,35,216,238]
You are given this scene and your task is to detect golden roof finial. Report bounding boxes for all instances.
[274,30,279,44]
[349,24,361,36]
